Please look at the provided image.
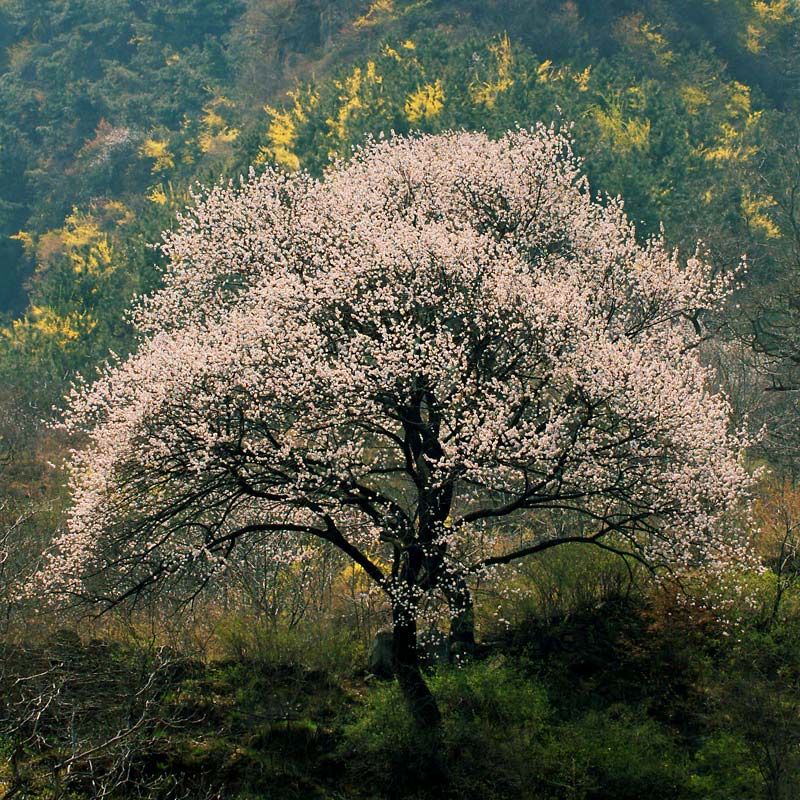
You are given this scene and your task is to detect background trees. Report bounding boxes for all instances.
[3,0,795,423]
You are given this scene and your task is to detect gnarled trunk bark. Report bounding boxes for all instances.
[391,601,441,728]
[391,600,447,790]
[443,572,476,657]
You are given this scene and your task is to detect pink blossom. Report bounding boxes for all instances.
[47,125,750,610]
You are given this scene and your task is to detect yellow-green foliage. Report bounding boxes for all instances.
[0,197,171,398]
[353,0,431,29]
[251,23,785,277]
[262,106,301,170]
[59,212,116,278]
[753,0,793,21]
[13,212,117,282]
[680,84,711,115]
[261,89,318,171]
[139,137,175,173]
[405,80,444,123]
[326,61,385,150]
[353,0,399,28]
[614,14,675,67]
[4,305,96,351]
[470,34,515,109]
[4,3,796,433]
[198,93,240,157]
[1,213,114,376]
[591,95,652,155]
[147,184,169,205]
[700,82,762,163]
[742,191,781,239]
[746,0,796,51]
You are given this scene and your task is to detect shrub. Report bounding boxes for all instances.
[344,657,701,799]
[343,658,549,799]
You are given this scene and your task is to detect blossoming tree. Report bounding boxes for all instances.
[52,126,750,725]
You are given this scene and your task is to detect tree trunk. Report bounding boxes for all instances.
[443,573,476,657]
[391,601,448,791]
[391,602,441,728]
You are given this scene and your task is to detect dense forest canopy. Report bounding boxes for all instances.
[1,0,798,407]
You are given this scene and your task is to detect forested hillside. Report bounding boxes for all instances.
[1,0,798,400]
[1,2,800,798]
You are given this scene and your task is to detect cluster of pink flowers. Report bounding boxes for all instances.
[46,125,751,606]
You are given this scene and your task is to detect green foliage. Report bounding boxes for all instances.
[5,568,800,798]
[479,539,643,632]
[0,624,353,800]
[216,611,368,681]
[690,732,764,800]
[0,198,171,408]
[2,0,797,416]
[344,657,702,800]
[547,708,692,800]
[706,620,800,800]
[0,0,244,310]
[343,657,551,798]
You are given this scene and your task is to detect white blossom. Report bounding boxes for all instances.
[44,126,751,610]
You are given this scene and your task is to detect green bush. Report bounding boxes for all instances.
[435,659,551,798]
[344,658,546,798]
[343,657,704,800]
[689,732,764,800]
[540,707,693,800]
[215,612,366,680]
